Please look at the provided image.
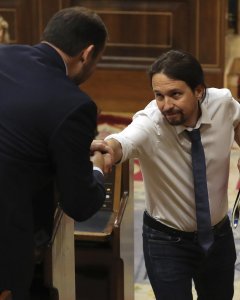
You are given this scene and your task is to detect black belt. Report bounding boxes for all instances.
[143,211,229,240]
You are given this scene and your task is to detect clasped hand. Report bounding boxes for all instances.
[90,140,114,174]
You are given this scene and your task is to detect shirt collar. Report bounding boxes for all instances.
[175,101,212,135]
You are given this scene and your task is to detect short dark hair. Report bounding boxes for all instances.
[42,6,108,57]
[148,50,206,99]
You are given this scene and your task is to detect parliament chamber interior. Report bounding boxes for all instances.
[0,0,239,299]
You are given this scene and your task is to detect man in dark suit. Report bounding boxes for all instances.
[0,6,110,299]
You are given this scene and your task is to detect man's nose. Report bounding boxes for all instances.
[162,97,174,110]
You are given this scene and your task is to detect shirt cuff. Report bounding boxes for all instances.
[93,166,104,175]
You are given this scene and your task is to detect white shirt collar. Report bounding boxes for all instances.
[175,101,212,135]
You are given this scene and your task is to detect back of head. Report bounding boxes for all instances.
[148,49,206,94]
[42,6,108,58]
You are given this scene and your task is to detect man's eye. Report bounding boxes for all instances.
[155,93,163,100]
[173,92,181,98]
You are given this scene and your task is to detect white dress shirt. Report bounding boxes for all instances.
[105,88,240,231]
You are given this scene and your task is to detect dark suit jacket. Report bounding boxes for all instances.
[0,43,106,297]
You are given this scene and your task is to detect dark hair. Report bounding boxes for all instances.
[41,6,108,57]
[148,50,206,99]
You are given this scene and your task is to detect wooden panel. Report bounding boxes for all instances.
[0,0,28,44]
[30,0,70,45]
[81,68,154,112]
[72,0,194,68]
[0,0,70,44]
[0,8,17,43]
[71,0,227,111]
[204,69,224,88]
[0,1,31,44]
[198,0,227,88]
[198,0,224,67]
[52,213,75,300]
[102,11,173,47]
[0,0,228,112]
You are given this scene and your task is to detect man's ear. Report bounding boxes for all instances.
[80,45,94,63]
[194,84,205,101]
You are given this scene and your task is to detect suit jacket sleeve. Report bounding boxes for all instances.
[48,100,106,222]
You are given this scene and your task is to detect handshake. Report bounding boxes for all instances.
[90,139,115,174]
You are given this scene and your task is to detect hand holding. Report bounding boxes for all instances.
[90,150,105,172]
[91,140,114,172]
[91,140,114,156]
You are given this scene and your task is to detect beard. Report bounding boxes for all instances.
[71,65,92,86]
[162,109,186,126]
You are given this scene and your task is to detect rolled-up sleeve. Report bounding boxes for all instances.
[105,113,154,163]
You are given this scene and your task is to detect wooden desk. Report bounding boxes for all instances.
[31,161,133,300]
[74,161,134,300]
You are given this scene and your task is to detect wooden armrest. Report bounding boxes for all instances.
[114,191,129,228]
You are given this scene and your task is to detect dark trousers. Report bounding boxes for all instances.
[143,212,236,300]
